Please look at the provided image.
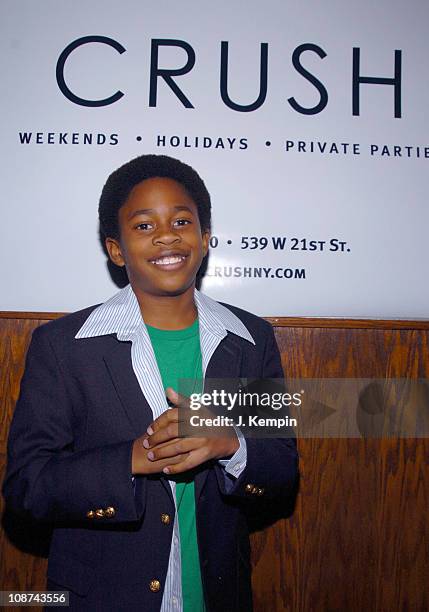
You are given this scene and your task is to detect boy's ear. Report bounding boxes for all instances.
[105,237,126,267]
[202,230,210,257]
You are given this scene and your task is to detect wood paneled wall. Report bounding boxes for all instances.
[1,313,428,611]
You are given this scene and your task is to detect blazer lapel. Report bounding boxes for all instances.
[103,339,154,436]
[103,339,175,504]
[195,334,244,502]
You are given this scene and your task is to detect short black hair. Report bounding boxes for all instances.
[99,154,211,241]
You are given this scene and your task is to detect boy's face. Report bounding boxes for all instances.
[105,177,210,298]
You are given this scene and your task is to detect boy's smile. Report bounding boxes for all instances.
[105,177,209,300]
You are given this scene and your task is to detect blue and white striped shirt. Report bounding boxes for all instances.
[75,284,255,612]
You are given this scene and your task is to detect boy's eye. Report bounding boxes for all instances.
[135,222,153,231]
[174,218,191,226]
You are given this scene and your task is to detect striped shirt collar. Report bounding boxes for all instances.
[75,284,255,345]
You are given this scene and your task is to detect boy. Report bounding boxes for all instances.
[3,155,298,611]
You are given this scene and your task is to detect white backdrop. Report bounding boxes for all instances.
[1,0,428,317]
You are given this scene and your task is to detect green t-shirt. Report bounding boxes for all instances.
[146,319,205,612]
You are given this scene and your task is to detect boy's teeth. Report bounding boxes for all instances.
[153,256,185,265]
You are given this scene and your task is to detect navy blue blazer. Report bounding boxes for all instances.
[3,302,298,612]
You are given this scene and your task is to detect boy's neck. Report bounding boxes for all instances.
[132,284,198,330]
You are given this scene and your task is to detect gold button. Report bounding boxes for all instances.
[105,506,116,518]
[86,510,95,519]
[245,484,255,493]
[256,488,265,496]
[149,579,161,592]
[161,513,171,525]
[95,508,105,518]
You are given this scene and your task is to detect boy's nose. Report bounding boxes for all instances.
[152,226,181,245]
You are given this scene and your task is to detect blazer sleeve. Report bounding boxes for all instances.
[2,326,145,524]
[214,322,299,501]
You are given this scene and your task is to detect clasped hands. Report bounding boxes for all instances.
[132,387,239,476]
